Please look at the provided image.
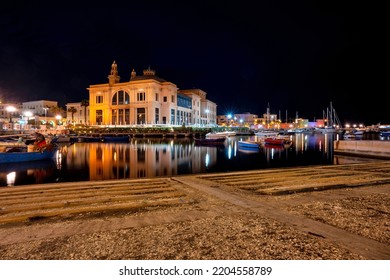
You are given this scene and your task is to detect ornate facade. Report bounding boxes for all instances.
[87,61,217,126]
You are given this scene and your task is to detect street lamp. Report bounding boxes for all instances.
[227,114,232,126]
[6,106,16,130]
[43,107,49,123]
[55,115,62,129]
[24,111,33,131]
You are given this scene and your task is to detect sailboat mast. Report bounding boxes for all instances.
[329,102,334,127]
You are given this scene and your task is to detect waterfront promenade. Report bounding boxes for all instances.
[0,160,389,260]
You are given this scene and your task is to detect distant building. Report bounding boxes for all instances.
[217,112,258,127]
[22,100,57,116]
[65,102,89,125]
[0,102,23,130]
[87,61,217,126]
[178,89,217,126]
[0,102,22,120]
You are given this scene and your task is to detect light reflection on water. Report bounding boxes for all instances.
[0,133,381,187]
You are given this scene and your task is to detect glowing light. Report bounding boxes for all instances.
[6,106,16,113]
[7,172,16,186]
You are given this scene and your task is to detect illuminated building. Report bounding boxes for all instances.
[87,61,217,126]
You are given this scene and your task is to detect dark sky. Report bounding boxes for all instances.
[0,1,387,125]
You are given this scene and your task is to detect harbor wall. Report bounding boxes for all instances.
[334,140,390,159]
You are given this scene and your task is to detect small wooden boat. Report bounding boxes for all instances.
[194,137,226,146]
[237,140,261,150]
[0,146,58,163]
[205,131,236,138]
[263,137,292,146]
[77,136,102,142]
[101,135,130,142]
[50,135,72,143]
[380,131,390,137]
[254,130,279,137]
[0,142,26,151]
[264,143,287,150]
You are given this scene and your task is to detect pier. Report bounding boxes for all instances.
[334,140,390,159]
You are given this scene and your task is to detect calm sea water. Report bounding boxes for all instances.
[0,133,383,187]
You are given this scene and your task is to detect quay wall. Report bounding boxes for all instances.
[334,140,390,159]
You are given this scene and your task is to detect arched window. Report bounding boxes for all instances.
[112,90,130,105]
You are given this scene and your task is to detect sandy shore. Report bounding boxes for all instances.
[0,161,389,260]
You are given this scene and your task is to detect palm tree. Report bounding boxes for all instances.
[80,99,89,125]
[67,106,77,125]
[49,106,65,117]
[47,106,65,128]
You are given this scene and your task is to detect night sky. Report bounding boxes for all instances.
[0,1,387,125]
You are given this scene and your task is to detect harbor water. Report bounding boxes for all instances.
[0,133,384,187]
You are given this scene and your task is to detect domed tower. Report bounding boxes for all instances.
[143,66,155,76]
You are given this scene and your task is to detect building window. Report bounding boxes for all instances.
[171,109,175,124]
[163,96,167,102]
[155,93,159,101]
[118,91,124,105]
[125,109,130,124]
[112,90,130,105]
[155,108,159,124]
[112,109,117,124]
[137,108,146,124]
[171,95,175,103]
[96,110,103,125]
[137,92,146,101]
[118,109,124,124]
[96,96,103,104]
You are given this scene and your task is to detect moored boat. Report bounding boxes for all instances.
[343,129,365,139]
[0,145,58,163]
[101,135,130,142]
[263,137,292,146]
[237,140,261,150]
[264,143,287,150]
[254,130,279,137]
[78,136,102,142]
[194,137,226,146]
[205,131,236,138]
[379,131,390,138]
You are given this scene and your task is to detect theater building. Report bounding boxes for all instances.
[87,61,217,126]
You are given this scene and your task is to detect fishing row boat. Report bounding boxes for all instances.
[51,135,131,143]
[263,137,292,146]
[194,137,226,146]
[237,140,261,150]
[254,130,279,137]
[0,145,58,163]
[205,131,236,139]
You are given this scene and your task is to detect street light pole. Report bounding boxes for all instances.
[24,111,33,132]
[6,106,16,131]
[43,107,48,124]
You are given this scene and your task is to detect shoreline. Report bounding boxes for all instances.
[0,161,389,260]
